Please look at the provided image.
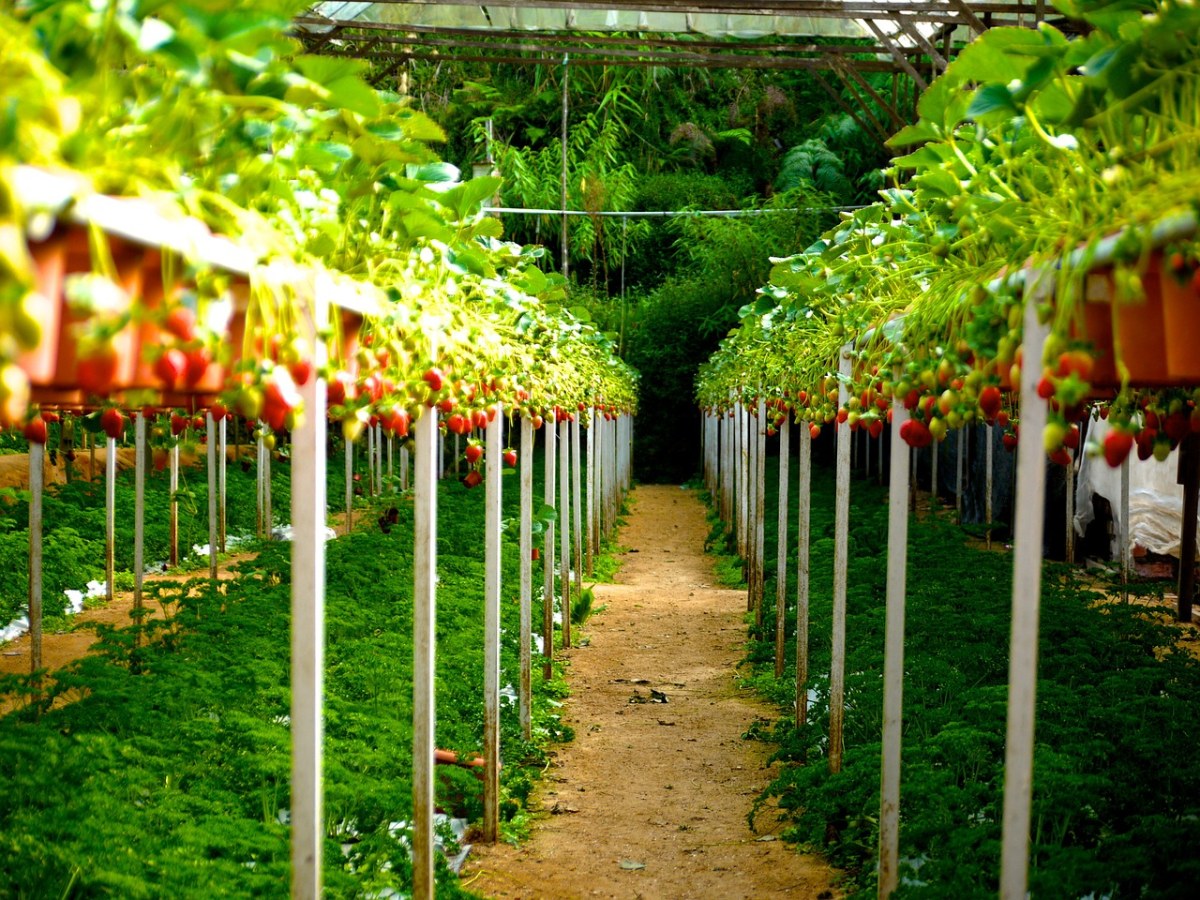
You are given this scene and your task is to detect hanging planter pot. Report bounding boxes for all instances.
[1082,259,1171,388]
[1160,251,1200,382]
[18,229,74,385]
[51,231,147,395]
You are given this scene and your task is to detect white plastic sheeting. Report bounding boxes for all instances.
[1075,418,1200,559]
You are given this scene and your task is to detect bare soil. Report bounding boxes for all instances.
[462,484,841,900]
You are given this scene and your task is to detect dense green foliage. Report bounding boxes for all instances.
[721,449,1200,897]
[0,439,576,897]
[625,201,833,483]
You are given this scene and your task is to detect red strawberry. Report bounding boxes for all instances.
[1049,447,1072,467]
[503,448,518,467]
[262,367,302,431]
[979,385,1003,421]
[1136,430,1155,461]
[170,413,189,436]
[154,348,188,388]
[465,442,483,465]
[23,416,47,444]
[210,402,228,421]
[153,449,169,472]
[192,415,206,431]
[471,409,489,431]
[1036,374,1056,400]
[531,414,544,430]
[1002,432,1019,452]
[42,410,60,424]
[808,423,820,440]
[1056,350,1094,383]
[77,347,119,396]
[183,346,213,388]
[901,419,932,448]
[1063,424,1080,450]
[868,419,884,439]
[290,357,314,387]
[388,409,411,438]
[422,367,445,393]
[1103,429,1134,468]
[164,307,197,342]
[462,469,483,489]
[100,408,125,440]
[1164,412,1190,443]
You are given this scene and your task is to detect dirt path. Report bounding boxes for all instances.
[462,484,841,900]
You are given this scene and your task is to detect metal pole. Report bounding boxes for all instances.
[1000,273,1052,899]
[775,417,790,678]
[483,406,503,843]
[878,400,911,898]
[796,419,812,727]
[519,416,533,741]
[257,427,265,538]
[830,343,853,774]
[560,54,570,278]
[412,405,439,900]
[290,291,328,900]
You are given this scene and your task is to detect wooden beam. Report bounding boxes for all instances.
[947,0,989,35]
[865,19,929,91]
[831,54,906,132]
[895,17,950,74]
[811,70,890,148]
[827,61,894,141]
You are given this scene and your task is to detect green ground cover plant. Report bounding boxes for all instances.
[0,439,580,896]
[720,449,1200,897]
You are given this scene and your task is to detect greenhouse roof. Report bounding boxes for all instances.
[296,2,1060,76]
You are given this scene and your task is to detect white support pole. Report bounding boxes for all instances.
[344,437,354,534]
[878,423,885,485]
[571,414,583,597]
[257,428,265,538]
[543,418,557,680]
[401,445,410,493]
[775,417,790,679]
[106,434,116,603]
[290,294,328,900]
[738,404,748,558]
[956,428,964,521]
[878,400,911,899]
[746,402,757,611]
[723,410,734,528]
[367,424,376,498]
[265,441,273,538]
[28,439,43,674]
[754,397,767,625]
[591,411,603,548]
[796,419,812,727]
[1121,455,1131,601]
[519,416,533,741]
[412,405,439,900]
[376,423,384,495]
[1066,447,1076,564]
[219,413,227,553]
[1000,274,1053,900]
[438,427,446,481]
[483,406,503,843]
[931,440,939,507]
[986,424,994,551]
[454,432,461,477]
[586,409,596,573]
[134,412,146,650]
[559,418,572,648]
[207,413,218,581]
[387,434,394,492]
[830,343,853,775]
[170,443,179,567]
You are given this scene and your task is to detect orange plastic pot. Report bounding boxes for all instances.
[1161,254,1200,382]
[1082,260,1171,388]
[19,230,70,385]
